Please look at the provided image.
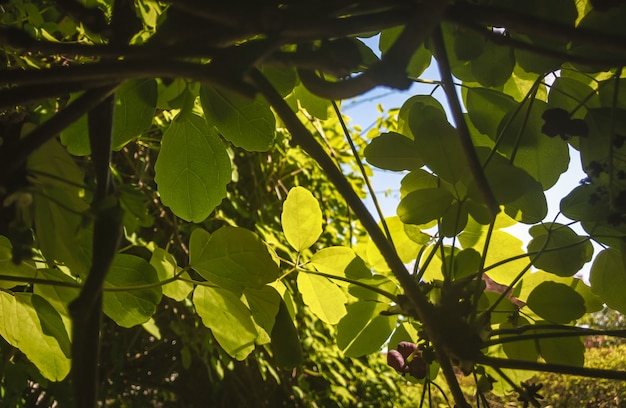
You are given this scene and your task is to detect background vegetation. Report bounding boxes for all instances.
[2,0,626,406]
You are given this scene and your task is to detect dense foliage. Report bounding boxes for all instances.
[2,0,626,406]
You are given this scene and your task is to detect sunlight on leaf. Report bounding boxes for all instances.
[0,292,70,381]
[337,301,395,357]
[282,187,323,252]
[154,113,231,223]
[194,286,257,360]
[200,85,276,151]
[189,227,280,290]
[297,273,346,324]
[103,254,162,328]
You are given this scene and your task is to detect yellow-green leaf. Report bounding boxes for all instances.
[281,187,322,252]
[297,273,346,324]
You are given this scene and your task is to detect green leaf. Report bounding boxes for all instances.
[440,200,468,237]
[193,285,257,360]
[292,83,330,119]
[397,95,446,138]
[397,187,454,225]
[590,247,626,314]
[365,216,425,272]
[30,294,71,358]
[281,187,323,251]
[0,236,37,289]
[466,88,517,140]
[497,100,570,189]
[309,246,371,285]
[363,132,423,171]
[400,169,438,197]
[527,223,593,277]
[548,76,600,116]
[515,270,602,314]
[150,248,193,301]
[189,227,280,290]
[484,344,535,397]
[33,269,79,322]
[560,184,611,224]
[470,148,538,206]
[60,80,157,155]
[0,292,70,381]
[270,299,303,368]
[348,275,398,302]
[453,27,485,61]
[119,184,153,233]
[336,301,395,357]
[112,79,157,150]
[379,26,431,78]
[103,254,162,328]
[409,104,468,183]
[468,229,527,285]
[470,41,514,88]
[28,139,91,277]
[499,318,539,363]
[297,273,346,324]
[526,281,585,323]
[503,179,548,224]
[243,286,281,345]
[200,85,276,151]
[260,66,297,97]
[154,113,231,223]
[452,248,481,280]
[59,103,90,156]
[536,322,585,366]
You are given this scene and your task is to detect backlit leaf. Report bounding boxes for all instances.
[409,104,468,183]
[310,246,371,285]
[499,318,539,363]
[527,223,593,277]
[200,85,275,151]
[0,236,37,289]
[526,281,585,323]
[28,139,91,277]
[281,187,323,251]
[364,132,422,171]
[193,286,257,360]
[150,248,193,301]
[380,26,431,78]
[112,79,157,149]
[60,79,157,155]
[466,88,517,140]
[292,83,330,119]
[366,216,425,272]
[470,41,514,88]
[297,273,346,324]
[270,299,303,368]
[154,113,231,223]
[189,227,280,290]
[243,286,281,344]
[337,301,395,357]
[0,292,70,381]
[398,187,454,225]
[103,254,162,328]
[497,101,570,189]
[590,247,626,314]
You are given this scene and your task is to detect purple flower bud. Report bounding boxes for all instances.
[397,341,417,359]
[387,349,407,373]
[387,342,428,379]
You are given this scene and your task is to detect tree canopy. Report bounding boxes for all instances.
[2,0,626,406]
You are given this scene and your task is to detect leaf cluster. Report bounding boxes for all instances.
[2,0,626,407]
